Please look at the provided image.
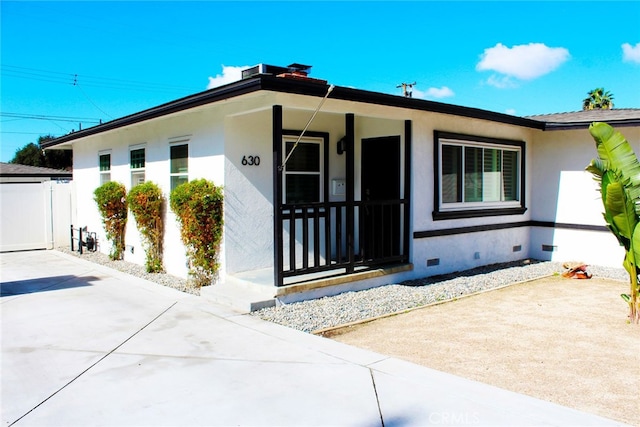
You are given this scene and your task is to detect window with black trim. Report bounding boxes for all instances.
[434,131,525,219]
[99,152,111,185]
[130,147,145,187]
[283,135,323,204]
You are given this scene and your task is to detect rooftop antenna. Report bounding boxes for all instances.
[397,82,416,98]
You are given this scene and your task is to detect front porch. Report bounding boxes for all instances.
[272,106,413,287]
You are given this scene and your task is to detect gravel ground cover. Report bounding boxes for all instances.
[57,248,629,333]
[252,260,629,333]
[57,247,197,295]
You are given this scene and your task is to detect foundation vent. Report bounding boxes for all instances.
[513,245,522,252]
[542,244,557,252]
[427,258,440,267]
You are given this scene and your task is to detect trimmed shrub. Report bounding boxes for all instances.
[94,181,128,260]
[170,179,223,287]
[127,181,165,273]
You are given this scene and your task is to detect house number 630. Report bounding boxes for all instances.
[242,155,260,166]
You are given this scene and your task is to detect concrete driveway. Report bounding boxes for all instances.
[0,250,627,426]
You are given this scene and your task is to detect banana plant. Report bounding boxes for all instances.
[586,122,640,323]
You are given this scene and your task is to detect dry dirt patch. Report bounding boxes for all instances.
[323,276,639,425]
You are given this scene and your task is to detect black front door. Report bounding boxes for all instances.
[360,136,401,261]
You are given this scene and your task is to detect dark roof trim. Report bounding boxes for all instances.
[543,119,640,130]
[42,77,265,148]
[527,109,640,130]
[42,75,545,149]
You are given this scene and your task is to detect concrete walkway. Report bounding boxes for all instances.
[0,250,627,426]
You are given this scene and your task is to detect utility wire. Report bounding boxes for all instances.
[1,112,101,123]
[74,77,114,120]
[1,64,196,94]
[279,84,335,171]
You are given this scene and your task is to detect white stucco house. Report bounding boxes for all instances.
[42,63,640,310]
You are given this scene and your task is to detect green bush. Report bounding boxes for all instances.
[94,181,128,260]
[127,181,165,273]
[170,179,223,287]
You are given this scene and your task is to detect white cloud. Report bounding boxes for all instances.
[504,108,517,116]
[413,86,455,100]
[485,75,518,89]
[476,43,570,87]
[206,65,249,89]
[622,42,640,63]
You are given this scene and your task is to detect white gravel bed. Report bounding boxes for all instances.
[56,248,629,333]
[56,247,198,295]
[251,260,629,333]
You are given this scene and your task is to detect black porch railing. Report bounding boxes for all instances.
[277,199,407,284]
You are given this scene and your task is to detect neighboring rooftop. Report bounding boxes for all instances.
[0,162,72,178]
[527,109,640,129]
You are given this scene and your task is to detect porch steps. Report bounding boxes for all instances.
[200,275,277,313]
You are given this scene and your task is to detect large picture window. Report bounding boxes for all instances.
[435,131,525,219]
[282,135,323,204]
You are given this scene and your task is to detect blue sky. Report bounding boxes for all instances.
[2,1,639,163]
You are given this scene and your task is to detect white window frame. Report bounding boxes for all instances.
[169,139,189,191]
[130,144,146,187]
[437,135,523,213]
[281,135,324,205]
[99,150,111,185]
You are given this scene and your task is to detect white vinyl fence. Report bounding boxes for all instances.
[0,180,74,252]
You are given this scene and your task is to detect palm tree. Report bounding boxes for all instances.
[583,88,615,110]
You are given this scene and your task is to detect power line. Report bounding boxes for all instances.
[74,78,114,119]
[0,112,101,123]
[1,131,62,136]
[1,64,197,94]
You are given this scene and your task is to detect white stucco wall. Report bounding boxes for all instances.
[224,109,274,273]
[408,112,535,278]
[72,109,225,279]
[68,84,639,292]
[528,126,640,267]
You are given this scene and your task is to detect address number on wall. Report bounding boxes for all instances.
[242,155,260,166]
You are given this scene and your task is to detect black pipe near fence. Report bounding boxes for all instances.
[70,225,97,254]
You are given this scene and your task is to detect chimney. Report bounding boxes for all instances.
[277,63,327,85]
[241,63,327,84]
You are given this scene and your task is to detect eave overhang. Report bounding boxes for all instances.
[41,74,546,149]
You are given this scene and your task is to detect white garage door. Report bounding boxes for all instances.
[0,182,49,252]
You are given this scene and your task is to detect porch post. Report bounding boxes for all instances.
[273,105,284,286]
[403,120,412,263]
[346,113,355,273]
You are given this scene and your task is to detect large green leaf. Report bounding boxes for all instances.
[632,223,640,273]
[589,123,640,322]
[586,158,605,181]
[600,171,627,248]
[604,179,637,243]
[590,122,640,208]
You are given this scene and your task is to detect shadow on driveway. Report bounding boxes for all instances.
[0,275,97,297]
